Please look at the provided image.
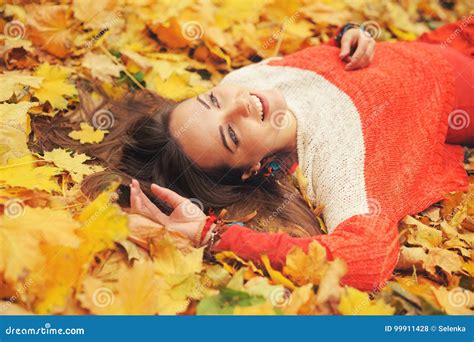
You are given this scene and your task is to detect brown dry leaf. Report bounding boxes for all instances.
[423,248,464,276]
[403,215,442,249]
[81,52,124,83]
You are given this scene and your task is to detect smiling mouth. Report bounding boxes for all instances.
[250,94,265,121]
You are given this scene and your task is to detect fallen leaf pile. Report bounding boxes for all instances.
[0,0,472,315]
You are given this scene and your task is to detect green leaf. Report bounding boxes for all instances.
[196,288,265,315]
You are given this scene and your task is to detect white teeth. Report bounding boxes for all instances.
[250,94,264,121]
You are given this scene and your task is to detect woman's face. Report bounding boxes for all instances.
[169,83,295,176]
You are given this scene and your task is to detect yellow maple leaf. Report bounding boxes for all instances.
[32,245,87,314]
[0,102,37,164]
[78,261,162,315]
[0,206,80,282]
[33,63,77,109]
[0,154,61,193]
[39,148,104,183]
[151,234,206,314]
[68,122,109,144]
[77,189,129,254]
[0,72,42,102]
[283,240,328,286]
[338,287,395,315]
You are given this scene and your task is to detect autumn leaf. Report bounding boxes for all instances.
[0,72,42,102]
[79,260,162,315]
[33,63,77,110]
[0,206,80,282]
[73,0,123,30]
[77,188,129,254]
[39,148,104,183]
[68,122,109,144]
[25,4,75,58]
[0,0,472,317]
[338,287,395,315]
[0,102,37,164]
[82,52,124,83]
[0,154,61,193]
[431,286,474,315]
[283,240,328,286]
[152,234,205,314]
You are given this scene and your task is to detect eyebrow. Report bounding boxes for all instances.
[196,95,210,109]
[219,125,233,153]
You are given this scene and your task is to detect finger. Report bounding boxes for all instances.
[339,30,356,59]
[346,54,369,71]
[345,36,371,70]
[132,179,168,220]
[130,184,139,210]
[150,183,187,209]
[366,40,376,63]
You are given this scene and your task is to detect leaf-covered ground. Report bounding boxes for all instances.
[0,0,472,315]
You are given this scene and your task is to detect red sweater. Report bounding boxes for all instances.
[212,32,470,291]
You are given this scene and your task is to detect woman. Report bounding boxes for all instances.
[77,22,473,291]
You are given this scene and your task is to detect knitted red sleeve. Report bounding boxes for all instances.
[211,214,400,291]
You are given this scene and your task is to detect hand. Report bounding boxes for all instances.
[129,179,207,242]
[340,27,376,71]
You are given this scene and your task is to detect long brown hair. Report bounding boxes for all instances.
[31,80,322,237]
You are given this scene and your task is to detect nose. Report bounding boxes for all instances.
[226,96,250,120]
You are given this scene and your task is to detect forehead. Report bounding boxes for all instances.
[169,97,224,168]
[169,97,206,137]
